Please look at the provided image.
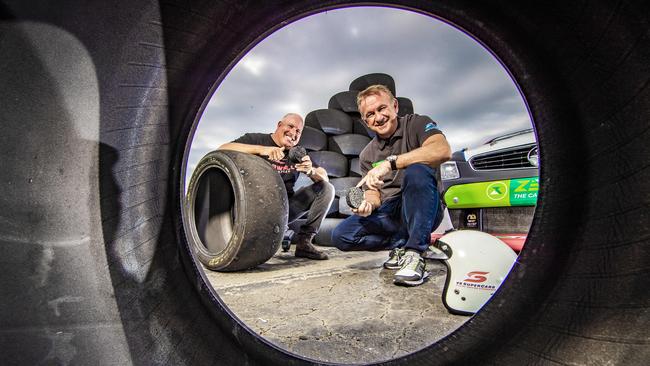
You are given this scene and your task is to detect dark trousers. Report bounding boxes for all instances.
[288,180,335,236]
[331,164,443,253]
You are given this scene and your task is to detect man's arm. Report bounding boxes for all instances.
[308,167,329,182]
[391,134,451,169]
[294,155,329,182]
[219,142,285,161]
[359,134,451,190]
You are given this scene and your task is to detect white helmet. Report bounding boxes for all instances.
[434,230,517,315]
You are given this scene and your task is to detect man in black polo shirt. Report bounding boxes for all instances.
[219,113,334,260]
[331,85,451,286]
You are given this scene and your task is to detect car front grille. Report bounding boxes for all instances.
[469,144,537,170]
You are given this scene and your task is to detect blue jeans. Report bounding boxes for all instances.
[331,164,443,253]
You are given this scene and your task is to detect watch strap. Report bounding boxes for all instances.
[388,155,398,170]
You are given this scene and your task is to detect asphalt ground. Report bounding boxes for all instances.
[204,245,470,364]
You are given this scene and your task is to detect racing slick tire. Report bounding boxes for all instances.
[185,150,288,271]
[307,150,349,178]
[349,72,397,96]
[328,133,371,157]
[297,125,328,151]
[304,108,353,135]
[328,90,359,113]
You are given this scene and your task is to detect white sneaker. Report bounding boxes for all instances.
[394,250,429,286]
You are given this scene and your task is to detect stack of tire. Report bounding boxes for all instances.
[290,73,416,246]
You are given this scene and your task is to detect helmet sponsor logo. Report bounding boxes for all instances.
[464,271,489,283]
[456,271,496,291]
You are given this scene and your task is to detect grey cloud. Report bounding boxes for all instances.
[188,6,532,177]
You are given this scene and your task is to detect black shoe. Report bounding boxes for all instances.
[295,243,329,260]
[294,234,328,260]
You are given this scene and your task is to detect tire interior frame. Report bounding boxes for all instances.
[2,1,647,365]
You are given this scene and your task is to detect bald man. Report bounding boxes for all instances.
[219,113,334,260]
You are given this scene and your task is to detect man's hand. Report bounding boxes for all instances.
[357,160,391,190]
[297,155,329,182]
[294,155,313,175]
[260,145,286,161]
[351,200,374,217]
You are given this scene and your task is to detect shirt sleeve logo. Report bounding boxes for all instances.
[424,122,437,132]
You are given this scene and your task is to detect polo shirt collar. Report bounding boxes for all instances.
[377,117,404,149]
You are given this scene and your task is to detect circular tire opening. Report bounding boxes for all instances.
[192,166,235,255]
[182,5,535,364]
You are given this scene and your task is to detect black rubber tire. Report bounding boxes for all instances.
[307,151,349,178]
[397,96,414,116]
[328,90,359,112]
[328,177,362,198]
[338,195,355,217]
[298,125,327,151]
[349,157,362,177]
[349,72,397,96]
[328,133,371,156]
[305,108,353,135]
[185,151,288,271]
[313,218,345,246]
[2,1,650,366]
[352,114,376,138]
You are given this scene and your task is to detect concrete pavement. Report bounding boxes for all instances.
[204,246,470,364]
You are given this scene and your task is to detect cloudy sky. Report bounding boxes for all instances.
[187,6,532,179]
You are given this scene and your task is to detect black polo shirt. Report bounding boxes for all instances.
[358,114,443,201]
[232,133,299,197]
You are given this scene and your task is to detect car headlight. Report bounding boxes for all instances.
[441,161,460,180]
[527,146,539,167]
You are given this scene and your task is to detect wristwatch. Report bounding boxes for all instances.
[386,155,398,170]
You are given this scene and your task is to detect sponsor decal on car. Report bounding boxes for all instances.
[444,177,539,208]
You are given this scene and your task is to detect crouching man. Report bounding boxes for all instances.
[331,85,451,285]
[220,113,334,260]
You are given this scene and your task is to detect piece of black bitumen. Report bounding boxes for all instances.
[288,145,307,164]
[346,186,364,209]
